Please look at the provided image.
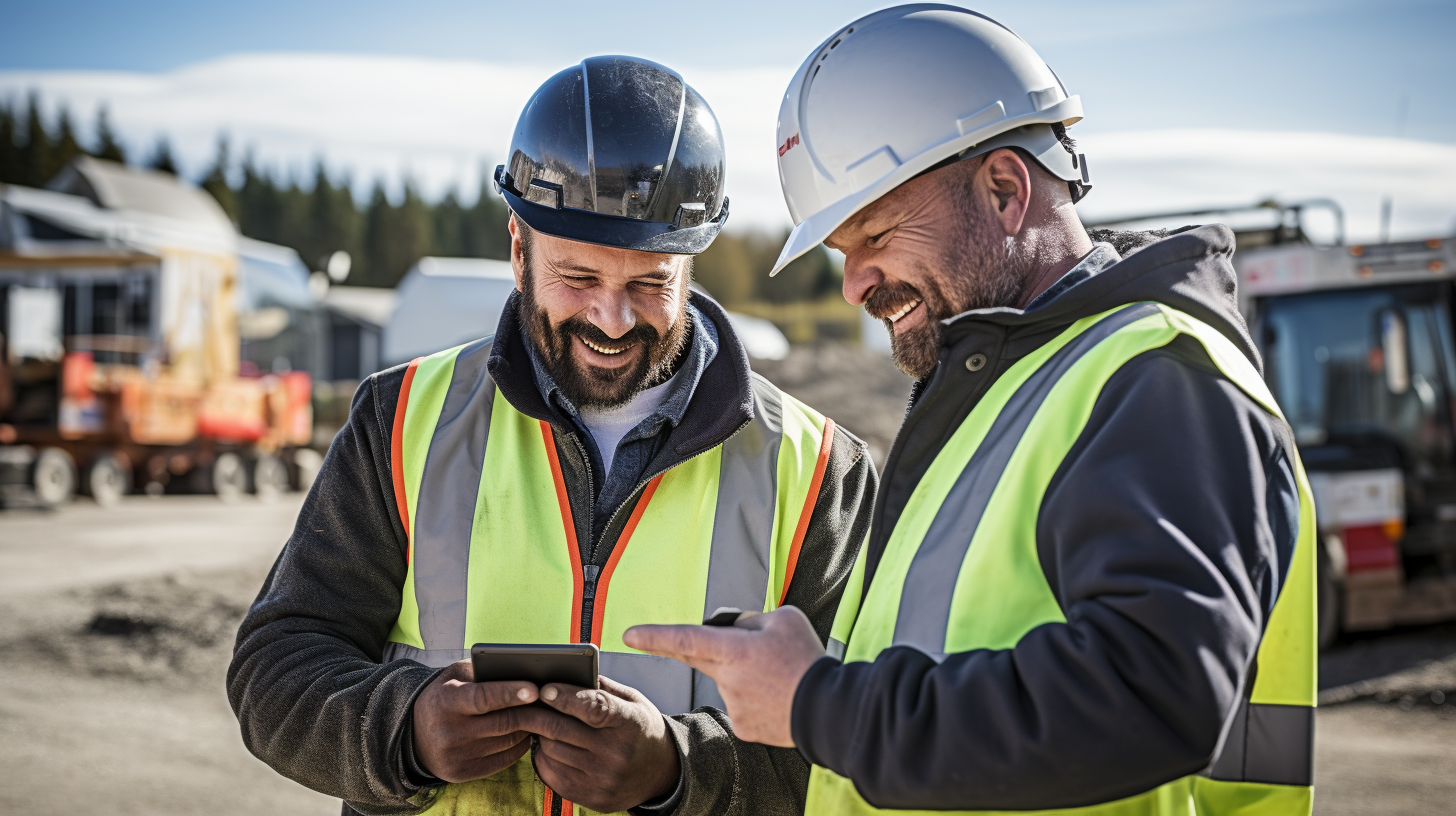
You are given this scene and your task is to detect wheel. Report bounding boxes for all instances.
[251,453,289,502]
[32,447,77,509]
[211,452,248,502]
[86,452,132,508]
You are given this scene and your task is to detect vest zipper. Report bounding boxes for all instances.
[579,564,601,643]
[568,418,754,646]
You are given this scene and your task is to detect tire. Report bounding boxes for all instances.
[87,452,132,508]
[211,452,248,503]
[252,453,289,502]
[32,447,77,509]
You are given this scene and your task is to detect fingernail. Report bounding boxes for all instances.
[518,688,531,701]
[542,686,557,701]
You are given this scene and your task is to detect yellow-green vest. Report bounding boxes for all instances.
[384,337,836,816]
[808,303,1317,816]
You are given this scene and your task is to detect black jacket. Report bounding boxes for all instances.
[228,293,876,815]
[791,226,1302,810]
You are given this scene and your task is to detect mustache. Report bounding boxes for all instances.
[865,281,925,321]
[555,314,660,351]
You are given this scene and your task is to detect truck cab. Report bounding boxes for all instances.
[1242,231,1456,645]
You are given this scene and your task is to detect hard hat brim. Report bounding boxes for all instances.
[500,169,729,256]
[770,97,1083,276]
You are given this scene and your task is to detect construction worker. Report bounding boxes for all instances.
[229,56,875,816]
[628,6,1316,816]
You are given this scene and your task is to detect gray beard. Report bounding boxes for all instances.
[880,197,1029,380]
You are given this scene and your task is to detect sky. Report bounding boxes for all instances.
[1,0,1454,241]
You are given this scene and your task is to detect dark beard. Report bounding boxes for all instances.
[867,189,1028,380]
[520,264,691,411]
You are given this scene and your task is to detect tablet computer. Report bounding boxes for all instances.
[470,643,599,689]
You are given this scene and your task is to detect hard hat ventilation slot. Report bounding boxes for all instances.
[525,179,565,210]
[674,203,707,228]
[1027,87,1061,112]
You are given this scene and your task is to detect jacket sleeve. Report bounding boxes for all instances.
[790,339,1301,811]
[228,367,437,815]
[652,424,877,816]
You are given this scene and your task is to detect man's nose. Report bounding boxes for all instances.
[842,252,882,307]
[587,289,637,339]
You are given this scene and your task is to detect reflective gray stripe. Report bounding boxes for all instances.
[412,337,495,652]
[1204,699,1314,787]
[601,651,695,715]
[892,304,1161,659]
[383,641,468,668]
[692,376,787,712]
[826,638,847,661]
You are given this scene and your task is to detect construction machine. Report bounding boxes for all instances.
[0,158,313,508]
[1089,201,1456,646]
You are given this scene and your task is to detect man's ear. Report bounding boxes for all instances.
[978,149,1031,238]
[508,214,526,291]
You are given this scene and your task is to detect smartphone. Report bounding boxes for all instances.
[470,643,599,689]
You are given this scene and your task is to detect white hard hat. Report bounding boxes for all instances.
[770,4,1091,275]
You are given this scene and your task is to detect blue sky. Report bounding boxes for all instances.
[4,0,1452,142]
[2,1,1454,239]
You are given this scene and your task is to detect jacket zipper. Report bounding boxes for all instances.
[562,419,753,645]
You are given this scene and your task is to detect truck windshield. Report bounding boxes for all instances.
[1262,284,1454,474]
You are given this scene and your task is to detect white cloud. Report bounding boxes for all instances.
[2,53,1453,243]
[1076,129,1456,243]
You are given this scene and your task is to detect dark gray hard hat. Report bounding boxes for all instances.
[495,56,729,255]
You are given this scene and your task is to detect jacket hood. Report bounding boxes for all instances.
[946,224,1261,374]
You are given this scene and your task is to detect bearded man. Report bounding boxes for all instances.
[229,56,875,816]
[630,8,1317,816]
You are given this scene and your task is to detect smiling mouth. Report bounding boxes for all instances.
[883,298,922,324]
[582,338,633,356]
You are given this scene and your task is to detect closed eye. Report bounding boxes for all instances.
[866,228,894,249]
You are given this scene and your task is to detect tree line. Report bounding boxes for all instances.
[0,93,837,303]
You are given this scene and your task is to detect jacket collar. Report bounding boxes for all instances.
[487,289,755,459]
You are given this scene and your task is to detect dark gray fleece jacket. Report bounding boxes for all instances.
[228,292,876,816]
[791,225,1303,810]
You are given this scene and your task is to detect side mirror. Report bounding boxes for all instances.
[1381,309,1410,394]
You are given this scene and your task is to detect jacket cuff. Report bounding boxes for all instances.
[791,654,864,772]
[630,714,689,815]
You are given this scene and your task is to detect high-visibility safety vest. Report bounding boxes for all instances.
[808,303,1316,816]
[382,337,836,816]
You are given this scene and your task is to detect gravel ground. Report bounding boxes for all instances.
[754,342,913,467]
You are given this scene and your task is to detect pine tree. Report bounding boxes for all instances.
[21,93,53,187]
[51,104,83,180]
[432,188,466,258]
[303,161,361,274]
[0,99,22,186]
[200,134,238,222]
[93,104,126,163]
[358,181,394,287]
[237,152,286,245]
[463,170,510,260]
[359,179,432,287]
[146,135,178,175]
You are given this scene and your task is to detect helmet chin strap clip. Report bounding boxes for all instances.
[1068,152,1092,204]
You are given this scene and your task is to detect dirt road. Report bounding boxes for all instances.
[1,342,1455,814]
[0,495,336,815]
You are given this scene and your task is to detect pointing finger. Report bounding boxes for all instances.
[623,623,721,664]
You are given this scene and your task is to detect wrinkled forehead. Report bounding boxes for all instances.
[536,229,690,280]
